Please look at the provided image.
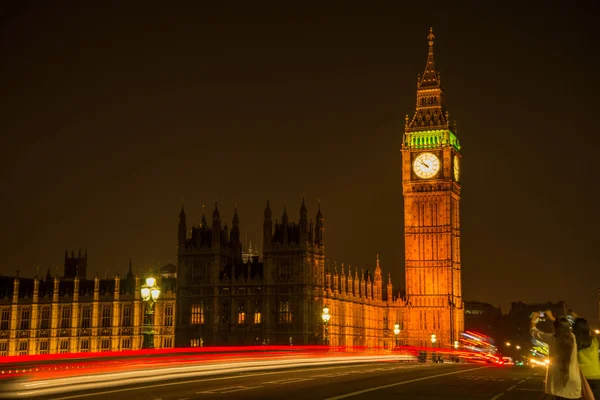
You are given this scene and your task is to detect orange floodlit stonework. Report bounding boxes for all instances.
[401,28,464,347]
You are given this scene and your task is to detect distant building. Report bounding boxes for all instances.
[160,264,177,279]
[241,241,259,264]
[0,260,175,356]
[64,249,87,279]
[502,301,569,347]
[464,301,502,337]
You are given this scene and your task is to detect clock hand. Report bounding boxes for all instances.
[421,161,430,169]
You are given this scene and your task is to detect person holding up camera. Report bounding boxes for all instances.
[530,310,587,399]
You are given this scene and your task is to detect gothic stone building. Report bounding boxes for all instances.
[0,254,176,356]
[175,201,404,348]
[176,28,464,349]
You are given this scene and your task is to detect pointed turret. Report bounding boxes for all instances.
[232,205,239,227]
[333,262,339,293]
[374,255,383,301]
[178,202,187,253]
[314,203,324,247]
[340,263,346,295]
[229,206,242,264]
[212,202,221,222]
[127,259,134,279]
[387,273,393,305]
[212,202,221,247]
[419,27,440,88]
[299,198,308,240]
[281,207,289,244]
[263,200,272,251]
[325,259,331,290]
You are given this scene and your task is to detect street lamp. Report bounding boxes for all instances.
[393,323,401,348]
[516,345,521,350]
[595,329,600,335]
[141,276,161,349]
[430,333,437,347]
[321,305,330,345]
[505,342,511,347]
[454,340,459,349]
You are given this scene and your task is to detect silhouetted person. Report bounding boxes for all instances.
[573,317,600,399]
[530,311,582,399]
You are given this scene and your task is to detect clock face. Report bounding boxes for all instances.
[453,156,460,181]
[412,152,440,179]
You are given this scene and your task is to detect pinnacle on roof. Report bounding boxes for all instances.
[419,27,440,89]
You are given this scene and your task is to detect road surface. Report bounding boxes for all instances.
[36,362,546,400]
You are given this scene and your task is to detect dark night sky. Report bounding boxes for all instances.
[1,2,599,320]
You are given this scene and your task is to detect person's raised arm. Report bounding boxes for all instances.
[530,311,553,344]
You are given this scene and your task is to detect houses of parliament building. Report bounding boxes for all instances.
[0,28,463,356]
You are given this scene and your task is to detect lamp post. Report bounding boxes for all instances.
[505,342,511,347]
[141,276,161,349]
[321,305,330,346]
[393,323,400,348]
[454,340,459,349]
[430,333,437,347]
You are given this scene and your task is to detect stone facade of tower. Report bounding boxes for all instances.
[402,28,464,348]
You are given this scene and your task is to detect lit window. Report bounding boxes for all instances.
[191,301,204,324]
[238,312,245,324]
[163,337,173,348]
[59,340,69,354]
[121,339,131,350]
[61,307,71,329]
[164,304,174,326]
[278,301,292,324]
[40,307,51,329]
[79,339,89,352]
[0,309,10,330]
[18,341,28,355]
[253,301,261,324]
[20,309,31,330]
[122,305,132,327]
[80,306,91,328]
[101,307,112,328]
[39,341,49,354]
[101,338,110,351]
[0,341,7,356]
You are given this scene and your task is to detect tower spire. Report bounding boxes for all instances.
[420,27,440,88]
[405,27,459,148]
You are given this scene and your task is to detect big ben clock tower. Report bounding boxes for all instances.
[402,28,464,348]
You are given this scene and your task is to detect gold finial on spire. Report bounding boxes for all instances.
[428,27,435,47]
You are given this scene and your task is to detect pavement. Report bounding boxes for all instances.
[36,362,547,400]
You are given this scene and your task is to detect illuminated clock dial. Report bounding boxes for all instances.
[413,152,440,179]
[453,156,460,181]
